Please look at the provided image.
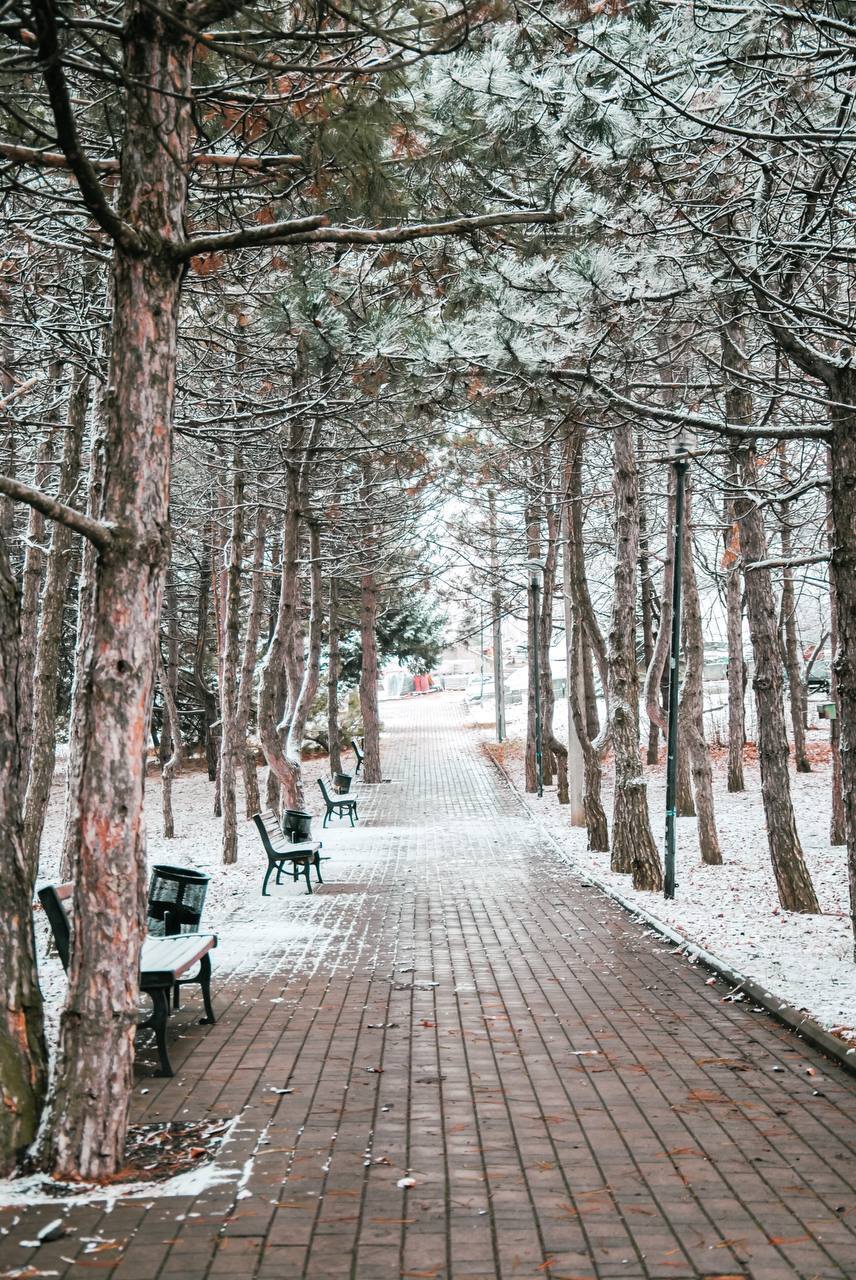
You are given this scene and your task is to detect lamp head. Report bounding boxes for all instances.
[674,426,695,457]
[526,558,546,590]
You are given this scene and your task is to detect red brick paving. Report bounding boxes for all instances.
[2,693,855,1279]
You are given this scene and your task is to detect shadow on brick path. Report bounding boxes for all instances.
[3,693,856,1279]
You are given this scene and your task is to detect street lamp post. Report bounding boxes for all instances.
[527,558,546,798]
[664,432,690,899]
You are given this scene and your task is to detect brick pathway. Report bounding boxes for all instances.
[3,693,856,1280]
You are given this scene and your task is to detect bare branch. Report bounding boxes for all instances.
[176,208,562,259]
[177,213,331,259]
[744,552,830,573]
[0,142,303,173]
[0,474,112,552]
[0,376,42,411]
[27,0,144,254]
[549,367,832,442]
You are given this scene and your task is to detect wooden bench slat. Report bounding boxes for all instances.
[141,935,217,982]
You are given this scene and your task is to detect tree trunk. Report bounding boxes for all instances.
[359,568,382,783]
[22,369,89,874]
[211,491,228,819]
[638,460,660,766]
[679,483,722,865]
[17,431,53,781]
[488,488,507,743]
[724,526,747,791]
[157,644,183,840]
[238,500,266,818]
[42,8,193,1179]
[720,302,751,791]
[60,384,107,882]
[735,445,820,913]
[259,454,302,803]
[0,529,48,1175]
[560,458,585,825]
[675,720,696,817]
[826,447,846,846]
[566,430,609,850]
[193,535,218,781]
[220,454,244,864]
[524,491,541,794]
[778,446,811,772]
[829,390,856,955]
[281,522,324,809]
[582,634,600,741]
[607,426,662,891]
[643,475,675,755]
[328,575,342,776]
[540,449,561,790]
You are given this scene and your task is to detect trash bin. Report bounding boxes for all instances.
[333,772,353,794]
[282,809,313,842]
[147,865,210,936]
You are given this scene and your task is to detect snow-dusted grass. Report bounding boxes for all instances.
[477,700,856,1046]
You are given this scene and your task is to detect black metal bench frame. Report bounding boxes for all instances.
[317,777,359,827]
[351,737,365,775]
[252,812,323,895]
[38,883,216,1077]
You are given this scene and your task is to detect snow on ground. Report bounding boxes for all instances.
[474,697,856,1046]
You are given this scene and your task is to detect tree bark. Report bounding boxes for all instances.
[42,6,194,1179]
[734,445,820,913]
[607,426,662,891]
[826,447,846,846]
[582,634,600,741]
[281,521,324,808]
[724,513,747,792]
[193,535,218,781]
[488,487,507,744]
[22,369,89,874]
[778,446,811,772]
[643,476,675,752]
[220,453,244,863]
[524,491,541,794]
[157,644,183,840]
[59,384,107,883]
[17,432,54,781]
[359,568,382,783]
[328,575,342,776]
[258,451,302,803]
[238,501,266,818]
[638,459,660,766]
[0,529,48,1175]
[566,430,609,850]
[720,304,750,792]
[828,386,856,955]
[559,458,585,824]
[679,484,722,865]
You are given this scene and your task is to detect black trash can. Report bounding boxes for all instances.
[148,865,210,936]
[333,772,353,794]
[282,809,313,842]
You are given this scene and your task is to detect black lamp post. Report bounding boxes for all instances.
[664,431,690,899]
[527,558,546,797]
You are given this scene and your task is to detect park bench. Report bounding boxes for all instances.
[252,811,323,896]
[37,882,216,1078]
[351,738,365,775]
[317,777,359,827]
